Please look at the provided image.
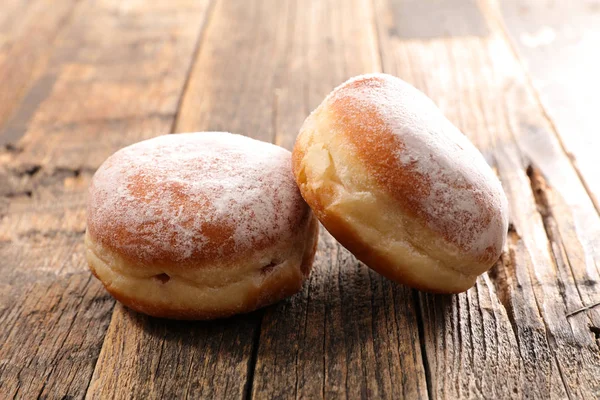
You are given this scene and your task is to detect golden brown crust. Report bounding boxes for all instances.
[301,191,476,294]
[292,74,508,293]
[86,215,319,320]
[294,157,478,293]
[136,217,320,320]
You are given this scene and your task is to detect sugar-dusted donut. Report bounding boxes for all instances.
[86,132,318,319]
[292,74,508,293]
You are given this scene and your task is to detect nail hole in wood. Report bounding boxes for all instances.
[24,165,41,177]
[583,279,597,287]
[4,143,23,153]
[6,190,32,198]
[153,273,171,283]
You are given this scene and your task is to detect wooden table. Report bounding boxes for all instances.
[1,0,599,398]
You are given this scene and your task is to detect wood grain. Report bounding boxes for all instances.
[2,0,600,398]
[254,231,428,399]
[496,0,600,210]
[91,1,427,399]
[86,1,279,398]
[87,305,261,399]
[0,0,82,137]
[374,0,600,397]
[223,1,428,398]
[0,0,212,398]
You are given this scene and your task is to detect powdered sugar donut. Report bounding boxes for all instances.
[86,132,318,319]
[292,74,508,293]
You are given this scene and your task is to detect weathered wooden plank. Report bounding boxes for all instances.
[198,1,428,399]
[491,0,600,347]
[482,0,600,359]
[374,0,600,397]
[90,1,407,397]
[0,0,82,136]
[86,0,294,398]
[3,1,598,399]
[3,0,214,169]
[176,0,307,137]
[254,231,428,399]
[496,0,600,210]
[87,305,260,399]
[0,1,212,398]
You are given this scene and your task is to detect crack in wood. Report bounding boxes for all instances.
[526,164,551,219]
[15,229,86,241]
[526,164,592,318]
[487,245,521,354]
[566,302,600,318]
[524,269,575,400]
[4,190,33,199]
[244,311,264,400]
[19,164,41,177]
[171,0,218,134]
[1,165,95,200]
[517,165,576,398]
[413,291,433,400]
[296,252,315,399]
[5,165,94,182]
[52,166,95,178]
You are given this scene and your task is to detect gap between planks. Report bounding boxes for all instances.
[170,0,219,135]
[243,311,264,400]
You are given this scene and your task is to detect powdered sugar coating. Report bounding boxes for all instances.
[87,132,309,266]
[325,74,508,260]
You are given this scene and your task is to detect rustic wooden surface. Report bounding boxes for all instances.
[1,0,599,399]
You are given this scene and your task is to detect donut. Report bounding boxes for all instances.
[292,74,508,293]
[86,132,319,319]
